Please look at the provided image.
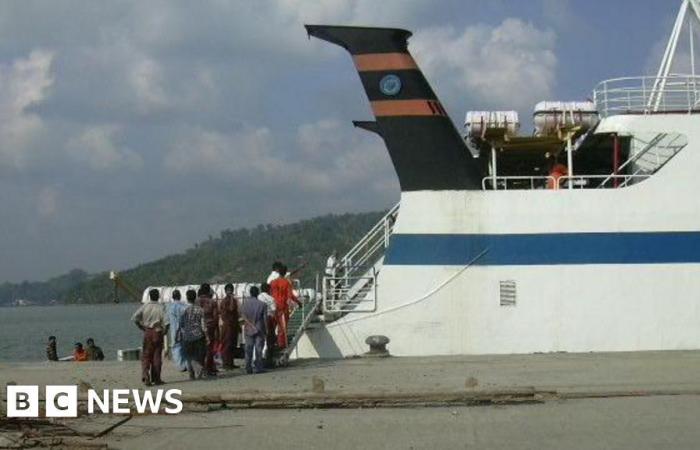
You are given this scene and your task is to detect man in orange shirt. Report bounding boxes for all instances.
[73,342,88,362]
[270,265,302,349]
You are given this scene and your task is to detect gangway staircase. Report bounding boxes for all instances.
[324,203,399,315]
[276,292,323,366]
[275,203,400,365]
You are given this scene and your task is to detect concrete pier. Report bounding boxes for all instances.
[2,350,700,449]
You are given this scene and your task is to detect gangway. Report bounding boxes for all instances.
[276,204,399,364]
[323,203,399,315]
[276,289,323,366]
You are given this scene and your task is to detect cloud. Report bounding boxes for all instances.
[412,18,557,113]
[296,119,395,192]
[163,118,397,196]
[127,56,170,114]
[163,126,280,182]
[36,186,59,218]
[66,125,143,171]
[0,49,54,169]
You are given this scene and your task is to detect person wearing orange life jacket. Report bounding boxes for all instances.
[547,163,569,190]
[269,265,302,349]
[73,342,88,362]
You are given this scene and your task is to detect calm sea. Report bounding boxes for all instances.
[0,303,142,362]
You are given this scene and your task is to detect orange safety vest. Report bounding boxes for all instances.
[548,164,568,190]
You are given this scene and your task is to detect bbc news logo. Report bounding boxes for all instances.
[6,385,183,417]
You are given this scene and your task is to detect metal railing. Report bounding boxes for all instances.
[557,174,651,189]
[339,203,398,281]
[594,75,700,117]
[322,203,399,313]
[482,176,555,190]
[277,288,323,366]
[323,271,377,313]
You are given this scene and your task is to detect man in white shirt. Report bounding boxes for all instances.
[325,251,338,278]
[266,261,283,284]
[259,282,277,366]
[132,289,170,385]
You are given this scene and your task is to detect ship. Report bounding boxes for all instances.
[286,0,700,358]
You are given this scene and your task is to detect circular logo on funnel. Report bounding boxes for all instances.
[379,74,402,96]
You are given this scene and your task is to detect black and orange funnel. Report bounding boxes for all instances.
[306,25,482,191]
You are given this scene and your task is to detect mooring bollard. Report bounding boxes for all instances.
[364,335,390,357]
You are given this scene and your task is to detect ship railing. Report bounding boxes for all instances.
[338,203,398,284]
[323,268,378,313]
[557,174,651,189]
[594,75,700,117]
[482,174,653,190]
[321,203,397,315]
[277,283,324,366]
[482,176,555,190]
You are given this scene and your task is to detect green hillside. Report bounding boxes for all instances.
[0,211,385,305]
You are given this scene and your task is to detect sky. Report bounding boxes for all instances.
[0,0,684,283]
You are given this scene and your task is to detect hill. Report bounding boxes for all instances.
[0,211,385,305]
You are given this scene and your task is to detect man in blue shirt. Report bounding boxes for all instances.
[167,289,189,371]
[240,286,267,374]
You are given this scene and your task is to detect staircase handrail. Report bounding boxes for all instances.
[277,294,323,366]
[340,203,399,276]
[598,133,674,187]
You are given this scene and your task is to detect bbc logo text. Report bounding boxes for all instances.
[6,385,183,417]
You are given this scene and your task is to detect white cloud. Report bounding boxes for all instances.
[163,119,397,196]
[66,125,143,171]
[128,57,170,114]
[412,18,557,112]
[37,186,59,218]
[296,118,393,188]
[163,126,281,181]
[0,49,54,169]
[79,38,174,117]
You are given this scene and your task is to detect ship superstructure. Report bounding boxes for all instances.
[290,0,700,358]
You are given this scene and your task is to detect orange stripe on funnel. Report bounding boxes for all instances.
[353,53,418,71]
[371,99,447,117]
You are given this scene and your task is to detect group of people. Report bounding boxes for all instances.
[45,336,105,362]
[131,261,302,386]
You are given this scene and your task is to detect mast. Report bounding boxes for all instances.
[651,0,700,111]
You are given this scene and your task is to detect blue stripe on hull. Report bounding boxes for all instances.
[385,232,700,265]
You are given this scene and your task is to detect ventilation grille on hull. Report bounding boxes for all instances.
[499,280,517,306]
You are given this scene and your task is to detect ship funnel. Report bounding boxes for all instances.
[306,25,482,191]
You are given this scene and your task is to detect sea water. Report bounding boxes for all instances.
[0,303,142,362]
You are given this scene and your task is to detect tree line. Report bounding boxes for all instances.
[0,211,385,305]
